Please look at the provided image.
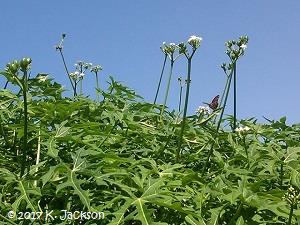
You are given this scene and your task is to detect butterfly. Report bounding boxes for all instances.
[203,95,219,111]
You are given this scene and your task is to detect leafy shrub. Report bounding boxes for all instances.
[0,37,300,224]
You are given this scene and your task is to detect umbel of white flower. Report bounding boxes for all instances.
[188,35,202,49]
[74,61,93,71]
[196,106,210,115]
[161,42,178,55]
[70,71,80,80]
[91,65,103,73]
[225,35,249,61]
[235,126,250,133]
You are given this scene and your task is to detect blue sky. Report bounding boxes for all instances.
[1,1,299,124]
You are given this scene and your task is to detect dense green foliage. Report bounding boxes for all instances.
[1,64,300,225]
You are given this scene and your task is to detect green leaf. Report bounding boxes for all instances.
[46,120,70,157]
[185,215,207,225]
[54,120,70,138]
[133,198,153,225]
[107,198,135,225]
[46,137,58,158]
[41,164,65,186]
[208,205,227,225]
[12,180,41,213]
[54,150,92,210]
[236,216,245,225]
[284,147,300,164]
[291,168,300,189]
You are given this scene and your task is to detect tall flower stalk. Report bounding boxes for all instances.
[55,34,77,96]
[69,61,92,96]
[91,65,103,102]
[34,128,41,187]
[211,63,231,125]
[224,36,248,131]
[176,35,202,161]
[6,58,32,177]
[153,46,168,104]
[177,76,184,112]
[75,61,92,95]
[202,36,248,174]
[160,43,180,118]
[20,59,30,177]
[202,63,234,175]
[233,62,237,131]
[219,63,232,109]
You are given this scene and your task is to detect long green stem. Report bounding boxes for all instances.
[280,144,287,188]
[11,129,17,155]
[233,63,237,132]
[178,85,183,112]
[58,49,76,96]
[80,79,83,95]
[216,63,235,131]
[160,59,174,117]
[280,163,284,188]
[20,70,28,178]
[95,72,100,102]
[202,66,234,174]
[74,81,78,96]
[287,203,294,225]
[34,129,41,187]
[3,80,9,89]
[154,54,167,104]
[0,120,9,147]
[177,58,192,161]
[212,75,230,124]
[220,76,230,111]
[243,136,249,167]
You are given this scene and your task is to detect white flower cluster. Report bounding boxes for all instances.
[225,35,248,60]
[70,60,98,81]
[196,106,210,115]
[74,61,93,72]
[235,126,251,133]
[91,65,103,73]
[161,35,202,57]
[188,35,202,49]
[160,42,178,55]
[69,71,85,80]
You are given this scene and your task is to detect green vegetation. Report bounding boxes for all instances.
[0,35,300,225]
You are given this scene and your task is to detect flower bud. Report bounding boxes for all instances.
[20,57,32,71]
[6,60,20,74]
[91,65,103,73]
[230,52,236,60]
[178,42,187,54]
[225,41,232,48]
[69,72,76,80]
[221,63,226,70]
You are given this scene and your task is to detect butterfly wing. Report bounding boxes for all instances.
[209,95,219,110]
